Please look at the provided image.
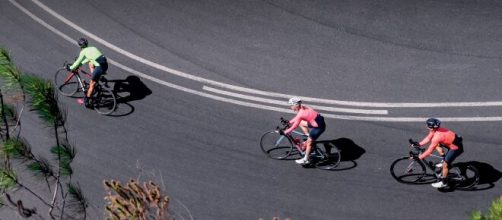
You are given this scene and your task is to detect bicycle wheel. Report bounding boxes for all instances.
[313,143,341,170]
[449,164,480,190]
[93,85,116,115]
[260,131,294,159]
[390,157,426,183]
[54,68,79,96]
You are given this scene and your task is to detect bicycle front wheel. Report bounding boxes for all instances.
[390,157,426,184]
[313,143,341,170]
[449,164,480,190]
[93,85,117,115]
[260,131,294,159]
[54,68,79,96]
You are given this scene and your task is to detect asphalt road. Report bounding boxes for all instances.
[1,0,502,219]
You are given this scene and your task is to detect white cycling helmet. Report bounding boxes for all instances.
[288,97,302,106]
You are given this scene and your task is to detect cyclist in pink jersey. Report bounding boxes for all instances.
[280,97,326,165]
[417,118,464,188]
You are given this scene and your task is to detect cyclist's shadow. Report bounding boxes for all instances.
[456,161,502,191]
[304,137,366,170]
[107,75,152,117]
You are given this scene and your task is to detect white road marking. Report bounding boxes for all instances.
[28,0,502,109]
[203,86,388,115]
[10,0,502,121]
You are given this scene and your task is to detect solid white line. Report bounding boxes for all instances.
[108,60,290,113]
[110,62,502,122]
[5,1,286,112]
[28,0,502,109]
[203,86,388,115]
[9,0,75,43]
[323,115,502,122]
[11,0,502,121]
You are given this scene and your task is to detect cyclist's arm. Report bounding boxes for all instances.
[82,58,90,64]
[419,138,440,160]
[69,51,86,71]
[284,115,301,134]
[418,130,434,146]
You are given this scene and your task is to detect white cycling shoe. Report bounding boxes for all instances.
[295,157,310,165]
[431,181,447,188]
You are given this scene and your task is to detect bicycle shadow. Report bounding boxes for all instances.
[449,161,502,192]
[301,137,366,171]
[410,161,502,192]
[328,137,366,170]
[106,75,152,117]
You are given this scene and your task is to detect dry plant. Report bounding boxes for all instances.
[104,179,169,220]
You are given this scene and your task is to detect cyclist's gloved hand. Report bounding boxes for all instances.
[277,129,285,135]
[65,64,71,71]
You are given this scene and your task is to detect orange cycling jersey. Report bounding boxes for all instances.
[284,105,319,134]
[419,127,459,158]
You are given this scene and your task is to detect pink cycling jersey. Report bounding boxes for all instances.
[419,127,459,158]
[284,106,319,134]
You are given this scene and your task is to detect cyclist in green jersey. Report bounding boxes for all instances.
[66,38,108,108]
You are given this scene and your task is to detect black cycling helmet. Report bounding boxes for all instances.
[77,38,88,48]
[426,118,441,129]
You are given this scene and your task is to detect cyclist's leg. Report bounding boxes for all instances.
[87,58,108,99]
[442,137,464,183]
[88,63,95,73]
[298,121,310,136]
[435,145,446,159]
[302,115,326,161]
[87,66,103,99]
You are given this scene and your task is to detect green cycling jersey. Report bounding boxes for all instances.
[69,46,103,70]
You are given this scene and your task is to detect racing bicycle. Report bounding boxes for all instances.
[54,61,117,115]
[390,139,479,190]
[260,117,341,170]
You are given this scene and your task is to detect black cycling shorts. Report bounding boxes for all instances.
[308,114,326,141]
[444,135,464,166]
[91,56,108,81]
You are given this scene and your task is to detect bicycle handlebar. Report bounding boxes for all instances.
[408,138,424,157]
[276,117,290,131]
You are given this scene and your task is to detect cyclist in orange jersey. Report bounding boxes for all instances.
[280,97,326,165]
[418,118,464,188]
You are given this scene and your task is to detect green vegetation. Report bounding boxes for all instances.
[1,46,172,219]
[471,196,502,220]
[0,47,86,219]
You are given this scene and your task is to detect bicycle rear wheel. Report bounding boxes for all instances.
[260,131,294,159]
[54,68,79,96]
[449,164,480,190]
[390,157,426,183]
[313,143,341,170]
[93,85,116,115]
